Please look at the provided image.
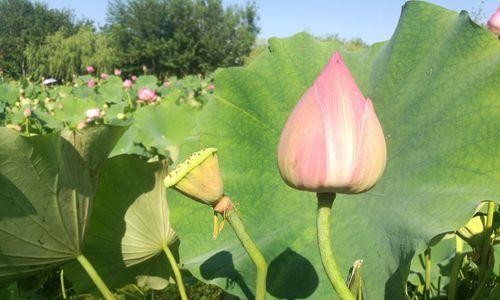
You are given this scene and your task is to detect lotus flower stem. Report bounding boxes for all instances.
[76,254,116,300]
[471,200,495,300]
[316,193,355,300]
[60,269,67,300]
[162,244,188,300]
[447,236,464,300]
[424,248,431,299]
[226,209,267,300]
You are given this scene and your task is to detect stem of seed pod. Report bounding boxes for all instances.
[162,244,188,300]
[76,254,116,300]
[424,247,431,300]
[447,235,464,300]
[222,197,267,300]
[471,200,495,300]
[316,193,355,300]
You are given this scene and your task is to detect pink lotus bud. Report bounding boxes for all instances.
[208,84,215,91]
[131,75,138,81]
[163,81,170,88]
[487,8,500,36]
[23,108,32,117]
[138,87,157,102]
[277,51,387,194]
[100,73,108,79]
[85,108,101,120]
[86,66,94,73]
[123,79,133,89]
[87,80,96,87]
[114,69,122,76]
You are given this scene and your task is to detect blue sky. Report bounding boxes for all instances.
[42,0,498,44]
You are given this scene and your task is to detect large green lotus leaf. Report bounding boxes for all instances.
[167,2,500,299]
[112,102,197,161]
[98,77,125,104]
[53,97,98,127]
[0,83,19,105]
[63,155,178,292]
[0,125,126,280]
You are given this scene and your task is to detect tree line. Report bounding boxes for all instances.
[0,0,260,80]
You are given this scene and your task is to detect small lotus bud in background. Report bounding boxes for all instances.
[86,65,94,73]
[164,148,223,205]
[487,8,500,36]
[138,87,157,102]
[142,65,148,74]
[23,107,32,117]
[123,79,133,89]
[117,113,126,120]
[163,81,170,88]
[85,108,101,120]
[77,121,86,130]
[114,68,122,76]
[131,75,137,81]
[208,84,215,92]
[277,51,386,194]
[87,80,96,87]
[100,73,108,79]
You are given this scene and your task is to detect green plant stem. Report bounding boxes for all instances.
[60,269,67,300]
[448,235,464,300]
[316,193,355,300]
[76,254,116,300]
[424,248,431,300]
[162,244,188,300]
[471,200,495,300]
[226,210,267,300]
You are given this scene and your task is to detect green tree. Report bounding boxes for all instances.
[0,0,85,78]
[106,0,259,77]
[24,27,118,81]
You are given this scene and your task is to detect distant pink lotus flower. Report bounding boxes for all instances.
[85,108,101,120]
[100,73,108,79]
[86,66,94,73]
[138,87,157,102]
[131,75,138,81]
[87,80,96,87]
[123,79,133,89]
[208,84,215,91]
[163,81,170,88]
[487,8,500,36]
[23,107,32,117]
[114,68,122,76]
[277,51,386,194]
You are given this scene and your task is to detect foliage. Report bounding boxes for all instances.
[106,0,259,77]
[0,1,498,300]
[0,0,88,78]
[166,2,499,299]
[24,27,118,81]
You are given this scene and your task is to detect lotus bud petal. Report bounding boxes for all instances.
[86,65,94,73]
[163,81,170,88]
[87,79,96,87]
[277,51,386,194]
[164,148,223,205]
[131,75,137,81]
[100,73,108,79]
[457,214,488,247]
[114,68,122,76]
[77,120,86,130]
[487,8,500,36]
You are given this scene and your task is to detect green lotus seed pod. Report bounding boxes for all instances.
[457,214,487,247]
[164,148,223,205]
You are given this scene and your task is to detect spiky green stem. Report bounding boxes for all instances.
[226,209,267,300]
[448,235,464,300]
[162,244,188,300]
[317,193,355,300]
[76,254,116,300]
